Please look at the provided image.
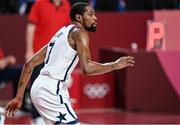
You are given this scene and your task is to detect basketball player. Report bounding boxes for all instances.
[5,2,135,124]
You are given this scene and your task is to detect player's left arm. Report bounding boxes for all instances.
[73,29,134,75]
[5,45,47,117]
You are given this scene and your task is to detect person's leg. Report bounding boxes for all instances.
[0,107,5,125]
[30,75,80,125]
[0,66,22,125]
[32,93,80,125]
[0,65,22,97]
[0,114,5,125]
[0,70,4,85]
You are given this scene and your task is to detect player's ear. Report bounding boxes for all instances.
[75,14,82,22]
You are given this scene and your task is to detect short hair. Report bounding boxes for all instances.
[70,2,89,21]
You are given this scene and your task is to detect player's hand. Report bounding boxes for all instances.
[113,56,135,70]
[5,97,23,117]
[5,55,16,65]
[0,60,7,69]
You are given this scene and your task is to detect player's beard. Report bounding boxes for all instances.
[84,23,96,32]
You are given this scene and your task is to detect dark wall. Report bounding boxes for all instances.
[90,12,153,60]
[0,15,27,64]
[100,48,180,112]
[95,0,119,11]
[126,0,179,11]
[126,0,146,11]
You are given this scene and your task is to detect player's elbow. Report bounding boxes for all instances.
[80,61,96,75]
[24,60,34,70]
[81,67,89,75]
[81,65,94,75]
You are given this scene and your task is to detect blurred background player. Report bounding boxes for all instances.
[0,46,22,98]
[0,46,22,125]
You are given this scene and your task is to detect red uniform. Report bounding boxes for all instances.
[28,0,71,52]
[0,48,4,59]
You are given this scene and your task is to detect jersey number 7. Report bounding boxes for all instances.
[45,42,55,64]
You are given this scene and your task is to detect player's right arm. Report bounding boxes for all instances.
[5,45,47,117]
[72,29,135,75]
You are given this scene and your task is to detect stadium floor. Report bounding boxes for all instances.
[4,108,180,124]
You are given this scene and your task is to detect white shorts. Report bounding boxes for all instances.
[30,75,79,125]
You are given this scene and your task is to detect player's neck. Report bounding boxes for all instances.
[72,22,81,27]
[71,22,87,32]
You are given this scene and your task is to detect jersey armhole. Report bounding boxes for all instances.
[66,25,80,52]
[69,25,81,33]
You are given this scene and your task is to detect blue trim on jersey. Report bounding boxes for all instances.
[54,119,79,125]
[62,54,78,81]
[56,80,61,95]
[64,103,76,120]
[59,95,63,104]
[66,119,80,124]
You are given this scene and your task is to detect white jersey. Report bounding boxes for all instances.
[31,24,80,124]
[40,24,79,82]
